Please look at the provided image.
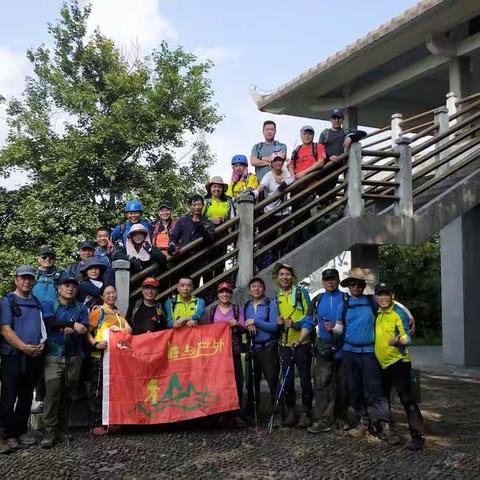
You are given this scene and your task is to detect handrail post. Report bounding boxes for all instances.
[344,142,363,218]
[446,91,458,123]
[234,192,255,304]
[394,137,413,218]
[113,259,131,315]
[391,113,403,148]
[434,106,450,176]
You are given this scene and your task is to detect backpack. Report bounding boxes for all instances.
[208,303,240,324]
[255,140,278,159]
[131,299,166,330]
[291,142,319,169]
[152,220,177,250]
[320,128,349,145]
[6,292,42,317]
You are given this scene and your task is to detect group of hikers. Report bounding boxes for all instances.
[0,109,425,453]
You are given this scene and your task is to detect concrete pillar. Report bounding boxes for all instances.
[344,142,363,218]
[391,113,403,148]
[234,192,255,304]
[434,106,450,176]
[446,91,458,122]
[113,259,131,315]
[441,204,480,366]
[449,57,471,99]
[350,245,379,295]
[394,137,413,218]
[343,106,358,130]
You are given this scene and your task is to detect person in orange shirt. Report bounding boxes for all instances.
[87,285,131,437]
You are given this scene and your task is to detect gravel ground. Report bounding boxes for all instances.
[1,373,479,480]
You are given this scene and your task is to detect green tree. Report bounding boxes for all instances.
[379,237,441,339]
[0,1,220,293]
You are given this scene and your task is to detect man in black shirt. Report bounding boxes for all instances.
[126,278,167,335]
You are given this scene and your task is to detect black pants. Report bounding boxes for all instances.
[383,360,424,440]
[88,356,103,426]
[280,345,313,411]
[0,354,42,438]
[343,350,390,425]
[233,352,244,409]
[245,344,279,415]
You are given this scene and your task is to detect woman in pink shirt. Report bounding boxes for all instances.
[204,281,245,426]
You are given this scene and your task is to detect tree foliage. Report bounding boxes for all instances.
[0,1,220,293]
[379,237,441,338]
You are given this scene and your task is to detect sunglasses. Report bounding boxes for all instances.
[40,254,55,260]
[350,281,366,288]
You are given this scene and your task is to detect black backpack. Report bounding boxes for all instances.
[209,303,240,324]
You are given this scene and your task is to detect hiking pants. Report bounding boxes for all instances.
[343,351,390,424]
[382,360,424,440]
[43,354,82,435]
[312,355,348,421]
[245,344,279,415]
[280,344,313,412]
[0,354,42,438]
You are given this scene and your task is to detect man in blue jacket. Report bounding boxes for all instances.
[297,269,349,434]
[336,268,393,442]
[244,276,279,425]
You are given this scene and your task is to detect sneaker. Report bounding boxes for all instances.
[92,426,108,437]
[378,423,402,445]
[18,433,37,447]
[283,407,297,427]
[6,438,20,451]
[307,417,334,434]
[405,437,425,451]
[297,412,312,428]
[40,435,55,449]
[347,423,368,438]
[30,401,44,415]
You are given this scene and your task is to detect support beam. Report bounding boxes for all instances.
[344,106,358,130]
[441,204,480,366]
[113,259,131,315]
[344,142,363,218]
[449,57,471,98]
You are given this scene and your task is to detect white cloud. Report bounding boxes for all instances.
[193,46,237,65]
[85,0,177,52]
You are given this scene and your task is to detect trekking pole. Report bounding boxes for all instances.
[267,346,295,434]
[249,336,258,432]
[64,334,71,448]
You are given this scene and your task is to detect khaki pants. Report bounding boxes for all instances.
[42,354,82,435]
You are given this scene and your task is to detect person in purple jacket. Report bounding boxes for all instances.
[204,281,245,427]
[244,276,280,427]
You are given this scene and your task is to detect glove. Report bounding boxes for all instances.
[277,181,288,192]
[142,242,153,254]
[167,243,176,255]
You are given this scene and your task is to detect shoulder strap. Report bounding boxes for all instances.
[312,142,318,160]
[291,145,301,164]
[120,223,126,234]
[295,287,305,314]
[256,142,263,157]
[94,306,106,329]
[232,304,240,322]
[131,299,143,322]
[341,293,350,324]
[209,304,218,324]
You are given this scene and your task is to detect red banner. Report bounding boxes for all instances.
[102,323,239,425]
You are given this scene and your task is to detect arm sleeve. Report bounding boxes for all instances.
[251,144,259,157]
[88,308,101,330]
[111,225,121,242]
[0,298,13,327]
[283,168,295,186]
[165,300,174,328]
[193,299,206,323]
[394,301,414,321]
[395,306,412,345]
[317,143,327,160]
[318,130,326,145]
[226,183,233,198]
[79,306,89,326]
[79,281,101,299]
[247,174,259,190]
[253,304,278,333]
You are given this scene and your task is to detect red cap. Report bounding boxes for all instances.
[142,277,160,289]
[217,281,234,293]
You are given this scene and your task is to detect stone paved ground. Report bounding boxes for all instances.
[1,373,479,479]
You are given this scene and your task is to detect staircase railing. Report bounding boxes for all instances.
[115,89,480,306]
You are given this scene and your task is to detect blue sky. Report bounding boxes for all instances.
[0,0,418,186]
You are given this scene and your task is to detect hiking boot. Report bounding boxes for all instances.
[92,426,108,437]
[40,434,55,449]
[347,423,368,438]
[6,438,20,451]
[0,437,12,455]
[405,436,425,452]
[18,433,37,447]
[297,412,312,428]
[31,401,44,415]
[307,417,334,434]
[283,407,297,427]
[378,423,402,445]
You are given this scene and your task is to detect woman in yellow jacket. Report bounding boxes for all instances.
[226,155,259,199]
[87,284,132,437]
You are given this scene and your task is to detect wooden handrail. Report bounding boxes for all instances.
[399,107,437,126]
[455,91,480,106]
